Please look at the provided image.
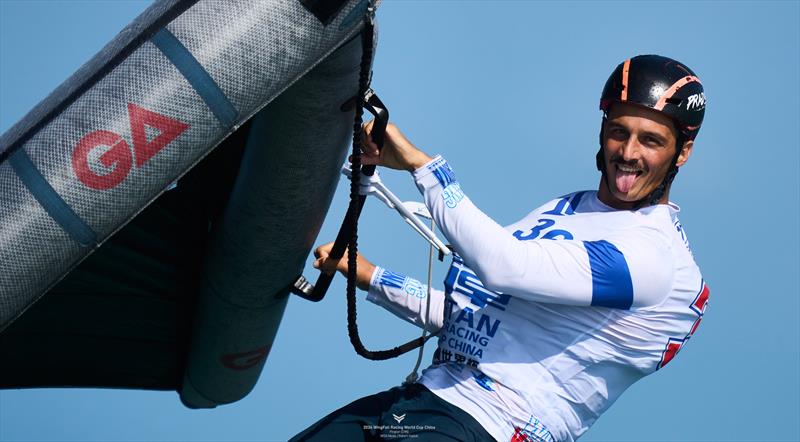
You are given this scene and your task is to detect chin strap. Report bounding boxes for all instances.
[596,116,613,197]
[642,147,681,208]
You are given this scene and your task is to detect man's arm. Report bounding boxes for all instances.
[313,243,445,331]
[367,267,445,332]
[413,157,674,309]
[358,123,674,310]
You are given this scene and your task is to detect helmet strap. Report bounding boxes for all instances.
[638,132,685,208]
[597,115,618,202]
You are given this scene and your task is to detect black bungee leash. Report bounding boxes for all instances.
[290,5,431,361]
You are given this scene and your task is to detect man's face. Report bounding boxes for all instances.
[598,102,693,209]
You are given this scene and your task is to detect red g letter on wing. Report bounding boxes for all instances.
[72,130,133,190]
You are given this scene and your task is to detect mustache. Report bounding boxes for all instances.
[610,155,645,171]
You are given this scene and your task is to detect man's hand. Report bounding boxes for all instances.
[359,121,434,172]
[313,242,375,291]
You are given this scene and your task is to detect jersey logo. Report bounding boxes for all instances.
[513,218,573,241]
[472,370,495,391]
[658,281,710,369]
[514,193,584,240]
[427,157,465,208]
[674,218,693,254]
[444,255,511,311]
[511,416,555,442]
[541,191,587,216]
[442,182,465,208]
[377,269,427,298]
[439,257,507,366]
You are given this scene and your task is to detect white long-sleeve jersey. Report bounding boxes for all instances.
[367,157,709,441]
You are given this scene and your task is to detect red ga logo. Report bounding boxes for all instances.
[219,346,270,371]
[72,103,189,190]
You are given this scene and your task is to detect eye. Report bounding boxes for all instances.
[608,127,628,140]
[643,135,664,147]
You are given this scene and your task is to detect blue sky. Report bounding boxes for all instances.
[1,1,798,441]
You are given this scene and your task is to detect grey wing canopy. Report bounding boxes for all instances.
[0,0,374,408]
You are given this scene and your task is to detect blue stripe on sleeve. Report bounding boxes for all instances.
[583,240,633,309]
[428,159,457,188]
[378,269,406,289]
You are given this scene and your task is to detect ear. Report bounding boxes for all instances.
[675,139,693,167]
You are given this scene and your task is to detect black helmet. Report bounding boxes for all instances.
[600,54,705,141]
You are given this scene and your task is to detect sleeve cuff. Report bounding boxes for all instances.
[366,266,385,304]
[369,265,384,290]
[413,155,457,192]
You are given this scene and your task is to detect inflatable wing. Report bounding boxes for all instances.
[0,0,376,408]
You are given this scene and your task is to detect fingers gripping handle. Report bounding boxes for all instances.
[361,89,387,177]
[291,90,388,302]
[292,193,366,302]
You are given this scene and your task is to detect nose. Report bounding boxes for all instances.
[618,135,641,162]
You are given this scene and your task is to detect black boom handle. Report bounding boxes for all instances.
[291,90,388,302]
[360,89,388,177]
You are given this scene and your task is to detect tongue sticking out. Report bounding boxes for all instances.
[615,170,638,193]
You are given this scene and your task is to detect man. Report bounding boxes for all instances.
[292,54,709,441]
